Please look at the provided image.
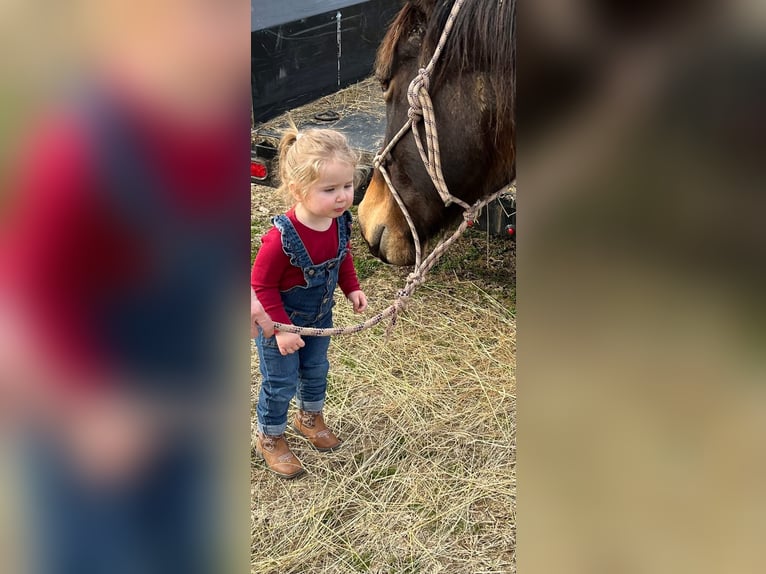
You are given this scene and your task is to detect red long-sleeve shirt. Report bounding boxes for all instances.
[251,208,361,325]
[1,89,249,387]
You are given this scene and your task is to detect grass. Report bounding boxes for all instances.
[251,181,516,573]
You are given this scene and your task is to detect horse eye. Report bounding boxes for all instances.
[380,80,394,102]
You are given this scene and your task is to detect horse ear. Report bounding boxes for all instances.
[376,3,426,81]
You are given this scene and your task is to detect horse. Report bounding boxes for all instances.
[358,0,515,265]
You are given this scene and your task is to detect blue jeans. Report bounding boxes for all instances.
[25,436,216,574]
[255,328,331,436]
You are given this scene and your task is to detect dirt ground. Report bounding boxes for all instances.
[251,181,516,573]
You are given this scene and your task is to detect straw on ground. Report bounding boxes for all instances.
[251,182,515,574]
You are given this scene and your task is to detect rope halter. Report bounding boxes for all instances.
[271,0,515,337]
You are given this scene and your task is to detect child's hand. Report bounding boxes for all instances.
[251,289,274,338]
[64,393,157,487]
[275,331,305,356]
[348,290,368,313]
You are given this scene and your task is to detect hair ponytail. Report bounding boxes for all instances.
[278,121,300,167]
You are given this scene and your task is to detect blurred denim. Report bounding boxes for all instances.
[26,434,215,574]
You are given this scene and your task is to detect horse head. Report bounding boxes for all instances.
[358,0,515,265]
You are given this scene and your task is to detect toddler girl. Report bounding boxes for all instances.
[251,128,368,479]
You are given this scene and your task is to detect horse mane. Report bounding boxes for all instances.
[376,0,515,140]
[425,1,514,84]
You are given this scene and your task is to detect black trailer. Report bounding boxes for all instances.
[251,0,399,123]
[251,0,514,239]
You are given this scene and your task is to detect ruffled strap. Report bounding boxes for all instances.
[272,214,313,270]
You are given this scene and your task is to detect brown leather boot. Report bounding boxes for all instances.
[255,432,305,479]
[292,410,342,452]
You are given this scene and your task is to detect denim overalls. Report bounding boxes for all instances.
[22,92,241,574]
[255,211,352,436]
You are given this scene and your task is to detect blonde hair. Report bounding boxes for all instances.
[277,124,358,204]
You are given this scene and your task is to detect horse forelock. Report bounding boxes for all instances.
[375,4,420,84]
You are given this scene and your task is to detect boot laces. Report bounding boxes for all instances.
[302,411,318,428]
[262,433,283,451]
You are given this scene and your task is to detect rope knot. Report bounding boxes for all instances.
[407,68,430,120]
[464,208,479,223]
[405,270,427,290]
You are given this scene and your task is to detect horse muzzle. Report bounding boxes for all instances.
[358,171,416,266]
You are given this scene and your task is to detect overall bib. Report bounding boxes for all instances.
[255,211,352,436]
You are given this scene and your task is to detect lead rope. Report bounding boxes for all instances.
[271,183,513,337]
[272,0,515,337]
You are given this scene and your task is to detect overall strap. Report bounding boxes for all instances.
[76,89,237,389]
[336,211,352,259]
[272,214,315,270]
[82,93,173,235]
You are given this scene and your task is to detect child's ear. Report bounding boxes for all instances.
[288,182,301,203]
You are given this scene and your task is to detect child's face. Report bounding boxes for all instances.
[298,160,355,220]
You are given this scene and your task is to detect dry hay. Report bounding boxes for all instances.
[251,184,516,573]
[256,77,385,133]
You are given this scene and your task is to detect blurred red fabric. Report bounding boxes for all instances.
[2,87,247,388]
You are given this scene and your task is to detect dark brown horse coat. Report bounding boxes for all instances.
[358,0,515,265]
